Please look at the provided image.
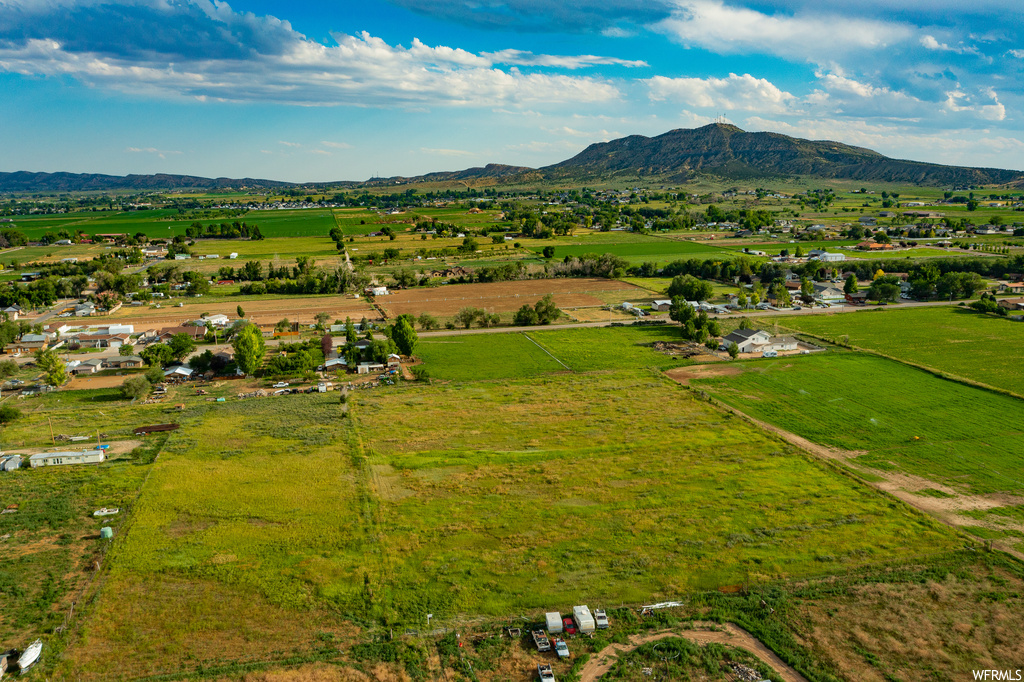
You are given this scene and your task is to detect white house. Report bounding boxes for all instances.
[29,450,106,468]
[163,366,194,379]
[720,329,772,353]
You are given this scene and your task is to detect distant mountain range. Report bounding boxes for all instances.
[0,171,295,193]
[3,124,1022,192]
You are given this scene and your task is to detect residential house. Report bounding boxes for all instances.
[719,329,771,353]
[998,282,1024,294]
[107,355,144,369]
[71,358,105,375]
[386,354,402,370]
[76,333,129,349]
[998,297,1024,311]
[5,333,54,355]
[651,300,672,312]
[356,362,385,374]
[157,326,206,342]
[29,450,106,468]
[74,302,96,317]
[2,305,20,320]
[812,284,846,301]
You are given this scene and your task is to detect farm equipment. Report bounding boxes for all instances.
[531,629,551,652]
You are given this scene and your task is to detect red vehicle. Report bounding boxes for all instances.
[562,617,576,635]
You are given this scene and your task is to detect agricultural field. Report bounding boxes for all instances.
[414,333,566,381]
[42,358,962,679]
[376,277,646,321]
[684,352,1024,549]
[529,236,735,263]
[772,306,1024,395]
[528,325,686,372]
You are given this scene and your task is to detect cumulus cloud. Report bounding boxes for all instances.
[483,49,647,69]
[655,0,914,62]
[647,73,796,112]
[744,115,1024,169]
[0,1,621,107]
[806,69,1007,123]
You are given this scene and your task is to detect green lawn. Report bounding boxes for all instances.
[772,306,1024,395]
[689,352,1024,496]
[528,325,688,372]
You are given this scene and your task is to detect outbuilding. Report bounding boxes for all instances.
[0,454,22,471]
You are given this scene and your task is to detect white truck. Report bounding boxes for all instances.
[545,612,562,633]
[572,605,596,634]
[594,609,609,629]
[537,663,556,681]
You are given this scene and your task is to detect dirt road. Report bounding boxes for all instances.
[579,622,809,682]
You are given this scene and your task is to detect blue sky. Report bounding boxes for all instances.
[1,0,1022,182]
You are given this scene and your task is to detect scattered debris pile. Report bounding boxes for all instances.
[731,662,764,681]
[237,389,270,399]
[652,341,707,358]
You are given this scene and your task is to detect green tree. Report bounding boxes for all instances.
[390,317,418,356]
[119,343,136,356]
[232,324,266,376]
[314,311,331,330]
[513,304,539,326]
[189,349,215,375]
[534,294,560,324]
[667,275,714,301]
[542,246,555,258]
[0,405,22,424]
[237,305,245,319]
[843,274,858,294]
[0,359,17,379]
[454,307,481,329]
[275,318,291,333]
[417,313,440,330]
[34,348,67,387]
[141,343,174,368]
[345,317,358,345]
[726,342,739,359]
[120,375,151,400]
[169,333,196,361]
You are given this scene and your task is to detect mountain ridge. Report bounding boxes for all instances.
[2,124,1021,191]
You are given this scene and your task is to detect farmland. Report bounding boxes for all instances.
[772,306,1024,395]
[529,237,735,263]
[376,277,645,320]
[686,352,1024,550]
[46,361,962,679]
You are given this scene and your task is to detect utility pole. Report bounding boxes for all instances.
[48,417,55,445]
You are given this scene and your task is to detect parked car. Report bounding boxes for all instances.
[554,639,570,659]
[562,617,576,635]
[272,382,290,388]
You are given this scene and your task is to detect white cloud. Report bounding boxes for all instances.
[920,35,982,56]
[942,88,1005,121]
[483,49,648,69]
[419,147,475,157]
[125,146,181,159]
[278,140,302,147]
[309,149,332,156]
[321,141,352,149]
[1008,49,1024,58]
[744,115,1024,169]
[646,73,796,112]
[655,0,914,62]
[0,4,621,107]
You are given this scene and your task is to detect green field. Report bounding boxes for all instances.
[34,335,963,678]
[772,306,1024,395]
[530,237,734,263]
[415,332,567,381]
[529,325,686,371]
[689,352,1024,496]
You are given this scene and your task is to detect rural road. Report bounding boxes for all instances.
[578,622,809,682]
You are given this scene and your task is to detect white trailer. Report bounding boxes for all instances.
[545,612,562,633]
[572,605,595,633]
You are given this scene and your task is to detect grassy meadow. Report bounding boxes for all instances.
[48,359,963,678]
[772,306,1024,395]
[688,352,1024,497]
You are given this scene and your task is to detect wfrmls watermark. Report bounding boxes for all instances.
[973,672,1023,680]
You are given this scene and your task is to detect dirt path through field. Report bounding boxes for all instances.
[691,387,1024,560]
[579,622,809,682]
